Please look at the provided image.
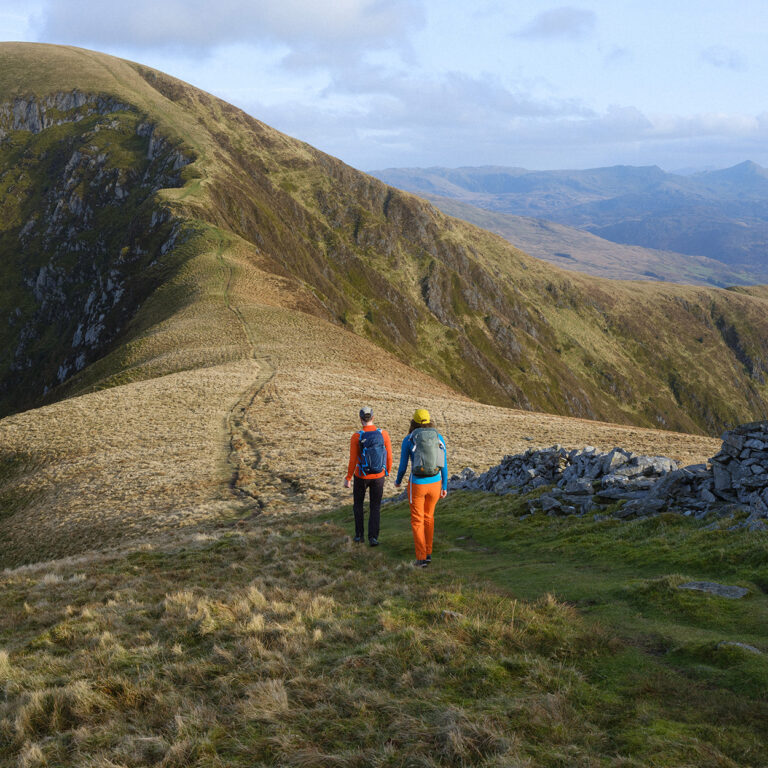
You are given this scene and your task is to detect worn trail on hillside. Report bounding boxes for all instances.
[218,244,277,509]
[214,244,724,518]
[218,244,349,514]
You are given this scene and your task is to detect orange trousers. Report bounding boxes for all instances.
[408,480,441,561]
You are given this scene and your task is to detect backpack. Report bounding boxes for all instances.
[357,429,387,476]
[410,428,443,477]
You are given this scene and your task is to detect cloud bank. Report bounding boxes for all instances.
[37,0,423,58]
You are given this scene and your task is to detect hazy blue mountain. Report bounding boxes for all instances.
[422,195,756,287]
[369,162,768,280]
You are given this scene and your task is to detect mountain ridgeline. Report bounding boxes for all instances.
[417,196,755,287]
[1,43,768,435]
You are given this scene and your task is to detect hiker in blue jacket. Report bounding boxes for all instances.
[395,408,447,567]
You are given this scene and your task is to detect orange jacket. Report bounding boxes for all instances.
[346,424,393,481]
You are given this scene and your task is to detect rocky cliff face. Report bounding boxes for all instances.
[0,92,191,415]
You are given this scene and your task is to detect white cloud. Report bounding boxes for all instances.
[514,6,596,41]
[35,0,423,58]
[248,87,768,171]
[330,67,592,123]
[649,112,762,139]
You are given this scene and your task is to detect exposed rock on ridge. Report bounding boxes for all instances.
[0,91,130,138]
[450,421,768,528]
[0,91,192,415]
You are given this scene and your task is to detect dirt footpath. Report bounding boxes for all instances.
[233,302,720,516]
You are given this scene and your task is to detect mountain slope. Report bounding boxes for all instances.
[2,43,768,440]
[370,163,768,278]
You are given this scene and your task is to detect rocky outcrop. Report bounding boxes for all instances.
[678,582,749,599]
[0,92,193,415]
[449,421,768,528]
[0,91,130,137]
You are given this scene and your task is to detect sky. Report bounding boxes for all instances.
[2,0,767,172]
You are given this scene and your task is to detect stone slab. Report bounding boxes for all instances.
[678,581,749,599]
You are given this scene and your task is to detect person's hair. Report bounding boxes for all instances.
[409,419,434,434]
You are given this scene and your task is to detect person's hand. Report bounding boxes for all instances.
[344,478,350,488]
[440,489,448,499]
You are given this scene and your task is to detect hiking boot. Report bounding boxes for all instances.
[353,536,363,543]
[413,559,428,568]
[369,538,379,547]
[425,554,432,564]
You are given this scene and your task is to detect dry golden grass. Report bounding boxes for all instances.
[0,238,720,568]
[0,359,262,566]
[0,517,598,768]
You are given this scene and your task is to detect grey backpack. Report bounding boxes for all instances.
[410,428,443,477]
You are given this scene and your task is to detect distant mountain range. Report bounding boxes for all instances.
[416,197,755,287]
[369,163,768,283]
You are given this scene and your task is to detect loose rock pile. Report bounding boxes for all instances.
[448,421,768,528]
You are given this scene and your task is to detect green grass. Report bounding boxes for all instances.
[1,494,767,767]
[370,491,768,635]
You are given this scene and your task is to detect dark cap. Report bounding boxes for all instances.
[359,406,373,421]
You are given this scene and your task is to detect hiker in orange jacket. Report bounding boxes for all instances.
[344,406,393,546]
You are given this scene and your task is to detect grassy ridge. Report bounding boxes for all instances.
[1,496,766,767]
[3,43,768,432]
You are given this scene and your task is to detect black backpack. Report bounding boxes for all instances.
[358,429,387,475]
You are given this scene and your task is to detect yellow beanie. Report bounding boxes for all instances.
[412,408,431,424]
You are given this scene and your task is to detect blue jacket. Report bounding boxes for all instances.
[396,431,448,490]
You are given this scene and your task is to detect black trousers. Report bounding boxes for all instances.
[353,475,385,540]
